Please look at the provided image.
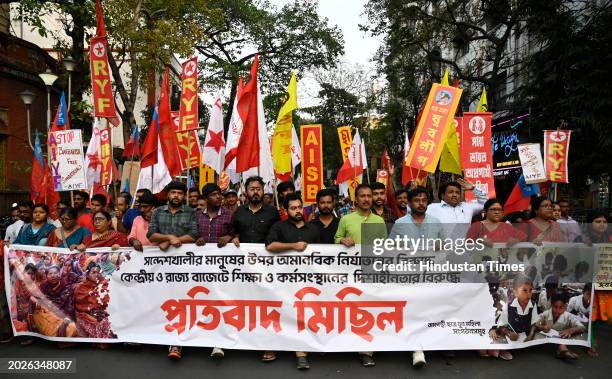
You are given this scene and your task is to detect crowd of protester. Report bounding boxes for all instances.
[0,177,610,370]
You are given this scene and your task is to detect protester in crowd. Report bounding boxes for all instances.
[76,211,129,250]
[389,187,442,367]
[112,192,131,233]
[371,182,397,224]
[520,197,568,243]
[394,189,409,218]
[73,191,90,220]
[552,202,562,221]
[427,179,487,228]
[127,192,157,251]
[188,188,200,209]
[265,192,319,369]
[4,201,34,244]
[534,290,586,360]
[557,200,582,242]
[263,193,274,206]
[311,188,340,244]
[489,275,539,360]
[334,183,386,367]
[224,189,239,214]
[46,207,91,249]
[9,204,20,223]
[15,204,56,246]
[52,201,70,227]
[123,189,153,231]
[276,181,295,220]
[78,194,107,233]
[466,199,527,246]
[146,181,198,360]
[336,194,353,217]
[73,262,113,339]
[231,176,280,246]
[196,183,235,248]
[196,195,207,211]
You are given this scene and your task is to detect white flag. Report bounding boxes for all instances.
[202,96,225,174]
[290,125,301,169]
[224,82,244,171]
[84,119,102,191]
[242,83,275,184]
[137,139,172,194]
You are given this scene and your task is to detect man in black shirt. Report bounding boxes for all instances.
[310,188,339,244]
[265,192,319,370]
[231,176,280,245]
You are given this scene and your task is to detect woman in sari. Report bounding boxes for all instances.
[76,211,129,251]
[74,262,114,339]
[46,207,91,249]
[519,196,568,243]
[31,266,77,337]
[14,204,55,246]
[466,199,527,246]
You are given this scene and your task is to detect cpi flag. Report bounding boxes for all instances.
[89,0,119,125]
[300,125,323,204]
[544,130,571,183]
[405,84,462,172]
[461,113,495,201]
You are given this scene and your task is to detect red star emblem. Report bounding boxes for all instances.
[205,130,225,153]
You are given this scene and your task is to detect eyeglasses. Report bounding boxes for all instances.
[487,208,503,212]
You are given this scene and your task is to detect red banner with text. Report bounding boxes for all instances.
[301,125,323,204]
[461,113,495,201]
[544,130,571,183]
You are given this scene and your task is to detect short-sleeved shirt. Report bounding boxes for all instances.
[389,213,444,240]
[311,216,340,244]
[232,204,280,243]
[266,220,320,246]
[537,309,584,331]
[568,295,590,316]
[196,207,235,243]
[123,208,142,231]
[334,210,386,244]
[128,216,152,246]
[146,205,199,240]
[497,298,539,330]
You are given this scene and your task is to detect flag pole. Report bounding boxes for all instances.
[186,130,191,186]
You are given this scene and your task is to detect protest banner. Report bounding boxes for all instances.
[172,112,201,171]
[5,243,594,350]
[300,125,323,204]
[518,143,547,184]
[48,129,87,191]
[176,58,201,170]
[544,130,571,183]
[405,83,463,173]
[99,124,113,186]
[461,113,495,201]
[595,245,612,290]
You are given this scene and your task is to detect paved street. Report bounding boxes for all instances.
[1,323,610,379]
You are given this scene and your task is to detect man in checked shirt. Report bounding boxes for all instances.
[194,183,235,360]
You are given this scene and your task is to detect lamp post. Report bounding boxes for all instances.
[17,90,36,151]
[38,68,58,129]
[62,56,76,110]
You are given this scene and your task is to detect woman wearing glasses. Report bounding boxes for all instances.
[519,196,568,243]
[46,207,91,249]
[466,199,527,246]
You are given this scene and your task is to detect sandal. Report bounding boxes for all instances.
[261,351,277,362]
[556,349,578,360]
[499,351,513,361]
[168,346,182,360]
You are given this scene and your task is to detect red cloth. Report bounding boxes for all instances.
[236,55,260,172]
[517,220,568,242]
[157,67,182,177]
[78,214,95,232]
[466,221,527,242]
[82,231,129,248]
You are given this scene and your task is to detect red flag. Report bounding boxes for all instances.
[380,148,398,212]
[157,67,182,177]
[122,127,140,158]
[504,181,531,214]
[236,55,260,172]
[140,110,159,168]
[95,0,107,37]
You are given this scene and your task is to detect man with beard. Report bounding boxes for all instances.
[311,188,339,244]
[72,191,90,219]
[265,192,319,369]
[127,192,157,251]
[147,181,198,360]
[334,183,386,368]
[231,176,279,246]
[371,182,397,224]
[4,201,34,244]
[223,189,239,213]
[188,188,200,209]
[395,189,409,218]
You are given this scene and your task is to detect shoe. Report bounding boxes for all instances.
[296,356,310,370]
[261,351,277,362]
[412,350,426,367]
[168,346,182,360]
[499,351,513,361]
[359,354,375,367]
[211,347,225,359]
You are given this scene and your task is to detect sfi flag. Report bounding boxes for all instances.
[544,130,571,183]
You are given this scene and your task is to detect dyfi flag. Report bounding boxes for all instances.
[271,71,298,175]
[202,96,225,174]
[236,55,260,172]
[438,73,462,175]
[50,91,70,132]
[224,78,245,170]
[122,126,140,159]
[336,130,367,184]
[157,66,182,177]
[477,87,488,112]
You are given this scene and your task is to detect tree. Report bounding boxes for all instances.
[195,0,344,129]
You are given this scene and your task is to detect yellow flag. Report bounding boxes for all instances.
[438,71,462,175]
[199,164,215,190]
[271,72,298,175]
[477,87,488,112]
[441,68,449,86]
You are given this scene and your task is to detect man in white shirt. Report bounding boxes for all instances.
[4,201,33,244]
[426,178,487,239]
[556,200,582,242]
